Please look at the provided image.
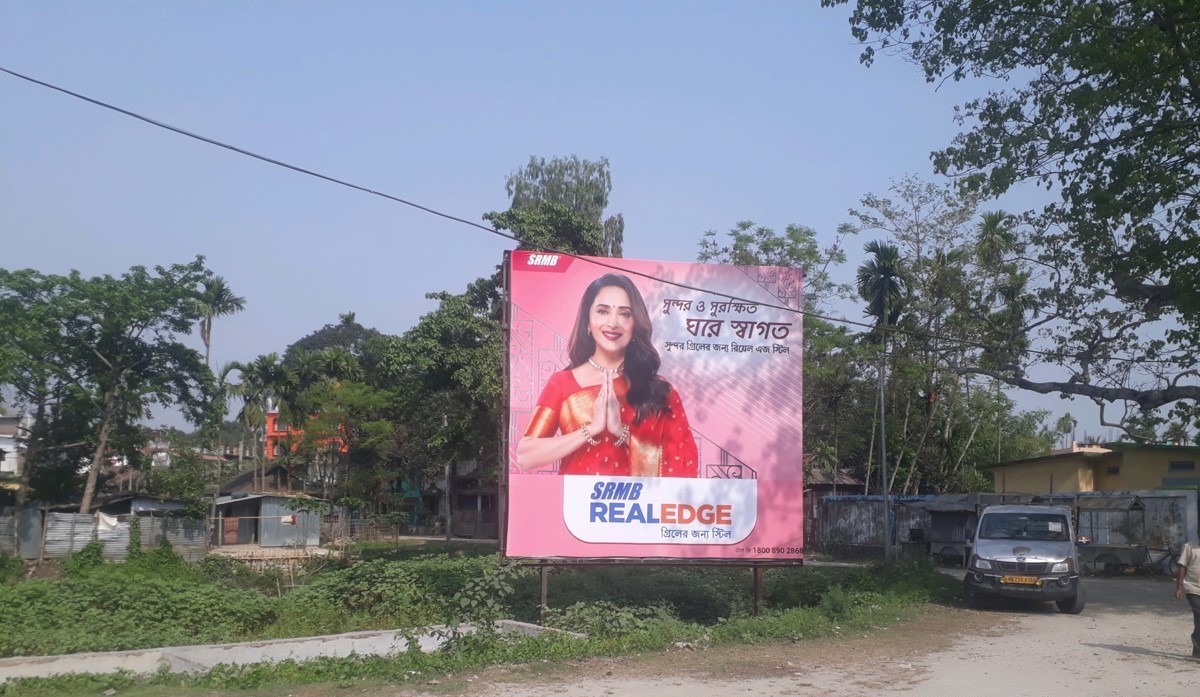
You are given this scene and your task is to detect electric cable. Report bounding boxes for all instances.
[0,65,1186,370]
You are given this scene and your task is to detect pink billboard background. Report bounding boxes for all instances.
[506,251,804,560]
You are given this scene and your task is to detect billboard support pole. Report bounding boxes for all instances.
[499,251,511,557]
[752,565,764,616]
[539,562,549,611]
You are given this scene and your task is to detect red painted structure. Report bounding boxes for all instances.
[264,411,348,461]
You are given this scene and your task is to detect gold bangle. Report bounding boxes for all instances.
[614,423,631,447]
[581,421,602,446]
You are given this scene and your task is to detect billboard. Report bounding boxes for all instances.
[505,251,804,561]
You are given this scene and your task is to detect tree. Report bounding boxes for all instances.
[856,240,907,330]
[230,352,286,461]
[0,259,214,512]
[284,312,380,364]
[195,276,246,367]
[825,0,1200,435]
[506,155,624,257]
[697,220,858,314]
[484,203,605,260]
[697,220,872,487]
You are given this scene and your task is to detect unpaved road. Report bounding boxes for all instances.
[399,574,1198,697]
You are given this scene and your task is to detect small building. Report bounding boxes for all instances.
[0,414,33,477]
[804,469,865,547]
[984,442,1200,493]
[212,466,321,548]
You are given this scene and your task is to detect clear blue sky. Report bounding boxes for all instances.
[0,1,1107,439]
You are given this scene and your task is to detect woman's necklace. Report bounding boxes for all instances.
[588,357,623,374]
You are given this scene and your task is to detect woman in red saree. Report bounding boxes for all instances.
[515,273,698,477]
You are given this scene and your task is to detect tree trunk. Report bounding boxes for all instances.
[863,389,878,497]
[79,391,117,514]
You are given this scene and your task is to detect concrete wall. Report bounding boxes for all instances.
[993,458,1094,493]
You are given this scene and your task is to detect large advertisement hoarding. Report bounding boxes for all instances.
[506,251,804,561]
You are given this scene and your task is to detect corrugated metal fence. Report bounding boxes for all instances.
[816,489,1199,554]
[0,509,207,561]
[0,508,42,558]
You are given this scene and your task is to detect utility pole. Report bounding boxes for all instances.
[442,414,453,541]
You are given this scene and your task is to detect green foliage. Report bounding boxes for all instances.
[281,497,327,515]
[0,552,277,657]
[283,559,438,628]
[126,515,142,558]
[144,449,212,516]
[0,556,961,694]
[194,555,283,594]
[284,312,380,365]
[449,561,528,627]
[0,554,22,584]
[504,154,624,257]
[0,258,215,512]
[541,600,671,638]
[827,0,1200,433]
[62,539,105,577]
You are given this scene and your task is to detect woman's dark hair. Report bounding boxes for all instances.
[568,273,670,424]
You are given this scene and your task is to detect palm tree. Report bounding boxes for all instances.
[234,353,287,459]
[856,240,906,329]
[196,276,247,366]
[974,211,1016,270]
[856,240,907,559]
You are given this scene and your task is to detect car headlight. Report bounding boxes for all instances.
[974,558,993,570]
[1050,561,1069,573]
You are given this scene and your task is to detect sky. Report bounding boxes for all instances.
[0,2,1112,440]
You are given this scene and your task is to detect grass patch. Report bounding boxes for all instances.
[0,552,960,696]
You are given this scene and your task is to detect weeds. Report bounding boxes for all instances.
[0,546,957,696]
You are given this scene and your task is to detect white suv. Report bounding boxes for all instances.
[963,504,1084,614]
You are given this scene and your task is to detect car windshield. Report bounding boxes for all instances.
[979,513,1070,541]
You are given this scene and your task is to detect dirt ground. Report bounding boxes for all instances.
[375,573,1198,697]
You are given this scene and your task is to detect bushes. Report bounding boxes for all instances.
[0,554,22,584]
[0,542,954,666]
[0,552,959,695]
[0,562,278,656]
[282,560,438,629]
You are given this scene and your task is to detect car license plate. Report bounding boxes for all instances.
[1000,575,1039,585]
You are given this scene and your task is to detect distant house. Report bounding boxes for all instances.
[0,414,33,477]
[263,410,348,492]
[984,442,1200,493]
[264,411,347,462]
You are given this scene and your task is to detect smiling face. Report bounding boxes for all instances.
[588,284,634,360]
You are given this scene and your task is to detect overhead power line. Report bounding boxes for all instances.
[0,65,1179,368]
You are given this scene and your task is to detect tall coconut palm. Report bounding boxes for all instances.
[196,276,247,366]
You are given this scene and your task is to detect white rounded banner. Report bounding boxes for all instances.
[563,476,758,544]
